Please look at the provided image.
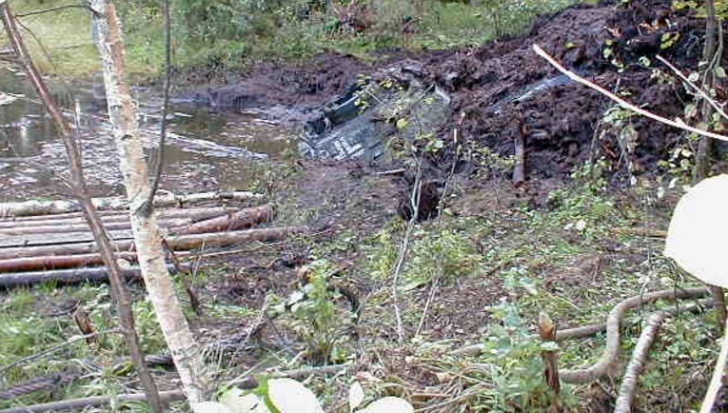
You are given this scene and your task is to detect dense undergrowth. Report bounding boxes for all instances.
[0,157,719,411]
[2,0,727,411]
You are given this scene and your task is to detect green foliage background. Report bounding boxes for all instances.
[11,0,577,77]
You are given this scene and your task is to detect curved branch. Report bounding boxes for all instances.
[560,287,708,383]
[451,288,710,363]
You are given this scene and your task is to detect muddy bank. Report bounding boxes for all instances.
[179,53,373,121]
[193,0,725,183]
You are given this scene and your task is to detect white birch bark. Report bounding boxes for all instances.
[90,0,211,407]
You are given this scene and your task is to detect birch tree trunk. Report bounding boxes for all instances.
[0,2,163,412]
[90,0,211,407]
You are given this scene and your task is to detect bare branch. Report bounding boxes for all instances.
[532,44,728,142]
[145,0,172,212]
[656,55,728,121]
[15,3,92,18]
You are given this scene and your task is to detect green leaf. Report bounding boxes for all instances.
[715,66,726,79]
[396,118,409,130]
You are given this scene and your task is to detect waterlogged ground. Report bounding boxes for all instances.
[0,68,299,200]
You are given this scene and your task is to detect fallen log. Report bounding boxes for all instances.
[173,204,273,235]
[451,292,712,358]
[0,206,238,227]
[0,265,179,289]
[0,207,237,229]
[0,230,135,249]
[0,191,263,217]
[0,218,190,236]
[613,312,667,413]
[0,226,308,260]
[0,252,139,273]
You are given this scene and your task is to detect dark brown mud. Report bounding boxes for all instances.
[193,0,725,184]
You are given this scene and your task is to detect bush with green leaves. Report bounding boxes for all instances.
[478,302,576,412]
[277,259,356,363]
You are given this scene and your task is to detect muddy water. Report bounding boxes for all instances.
[0,69,299,200]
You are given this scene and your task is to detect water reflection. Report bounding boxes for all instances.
[0,68,300,198]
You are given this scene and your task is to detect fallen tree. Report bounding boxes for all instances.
[0,390,186,413]
[0,207,239,231]
[0,191,263,217]
[0,218,190,235]
[451,287,711,380]
[0,252,140,273]
[0,265,179,289]
[173,204,273,235]
[0,206,238,226]
[0,226,308,260]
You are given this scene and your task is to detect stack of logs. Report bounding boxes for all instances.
[0,191,306,288]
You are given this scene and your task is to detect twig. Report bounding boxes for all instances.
[145,0,172,210]
[391,159,423,342]
[15,4,92,18]
[700,316,728,413]
[0,329,120,375]
[374,168,407,176]
[532,44,728,142]
[0,390,185,413]
[656,55,728,122]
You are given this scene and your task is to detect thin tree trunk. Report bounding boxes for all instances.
[90,0,211,407]
[693,0,718,183]
[693,0,726,332]
[0,3,163,412]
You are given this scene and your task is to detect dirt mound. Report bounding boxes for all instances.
[423,0,717,180]
[187,0,723,182]
[182,53,372,114]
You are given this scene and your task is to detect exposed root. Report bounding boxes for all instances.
[560,287,708,383]
[451,288,710,378]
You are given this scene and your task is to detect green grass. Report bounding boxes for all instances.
[9,0,164,78]
[8,0,581,79]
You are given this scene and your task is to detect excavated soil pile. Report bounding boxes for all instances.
[423,0,722,180]
[191,0,724,181]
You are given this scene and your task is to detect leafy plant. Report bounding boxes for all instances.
[478,301,575,412]
[281,260,356,363]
